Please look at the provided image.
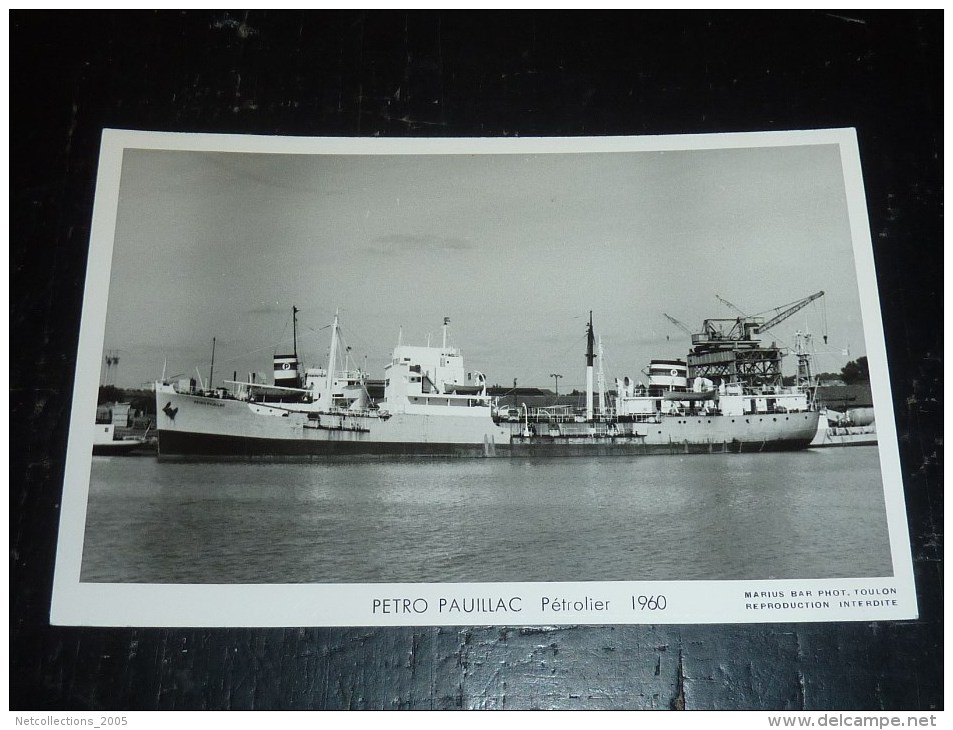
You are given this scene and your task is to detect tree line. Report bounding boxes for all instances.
[97,385,156,415]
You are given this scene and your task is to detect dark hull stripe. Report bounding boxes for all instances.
[157,429,814,461]
[157,430,494,460]
[92,443,153,456]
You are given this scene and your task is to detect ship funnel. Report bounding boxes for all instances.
[273,354,301,388]
[274,306,303,389]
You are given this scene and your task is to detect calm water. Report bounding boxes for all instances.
[80,447,893,583]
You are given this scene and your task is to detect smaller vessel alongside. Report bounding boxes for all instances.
[92,423,152,456]
[810,408,877,448]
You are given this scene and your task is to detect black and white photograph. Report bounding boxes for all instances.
[50,129,915,628]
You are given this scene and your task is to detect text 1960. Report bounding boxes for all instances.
[632,595,667,611]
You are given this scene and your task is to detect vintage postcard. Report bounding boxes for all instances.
[51,129,916,626]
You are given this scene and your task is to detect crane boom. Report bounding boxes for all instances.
[715,294,748,317]
[756,291,825,334]
[663,313,693,335]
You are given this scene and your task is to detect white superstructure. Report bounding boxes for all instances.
[155,312,508,459]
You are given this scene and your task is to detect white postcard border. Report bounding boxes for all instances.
[51,128,918,627]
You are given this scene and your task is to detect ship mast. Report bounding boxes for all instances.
[794,330,815,389]
[292,306,298,362]
[324,309,340,409]
[597,336,606,416]
[585,311,595,421]
[208,337,216,392]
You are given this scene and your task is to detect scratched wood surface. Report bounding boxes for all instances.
[11,11,942,710]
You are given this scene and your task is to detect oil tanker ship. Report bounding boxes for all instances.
[155,299,822,460]
[155,310,511,459]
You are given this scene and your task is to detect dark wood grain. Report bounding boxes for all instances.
[11,11,941,710]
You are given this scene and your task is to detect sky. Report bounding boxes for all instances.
[100,140,868,391]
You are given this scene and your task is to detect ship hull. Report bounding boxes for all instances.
[506,410,818,456]
[155,389,510,461]
[156,389,819,460]
[811,436,877,448]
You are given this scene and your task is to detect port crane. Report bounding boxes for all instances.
[689,291,826,387]
[706,291,825,340]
